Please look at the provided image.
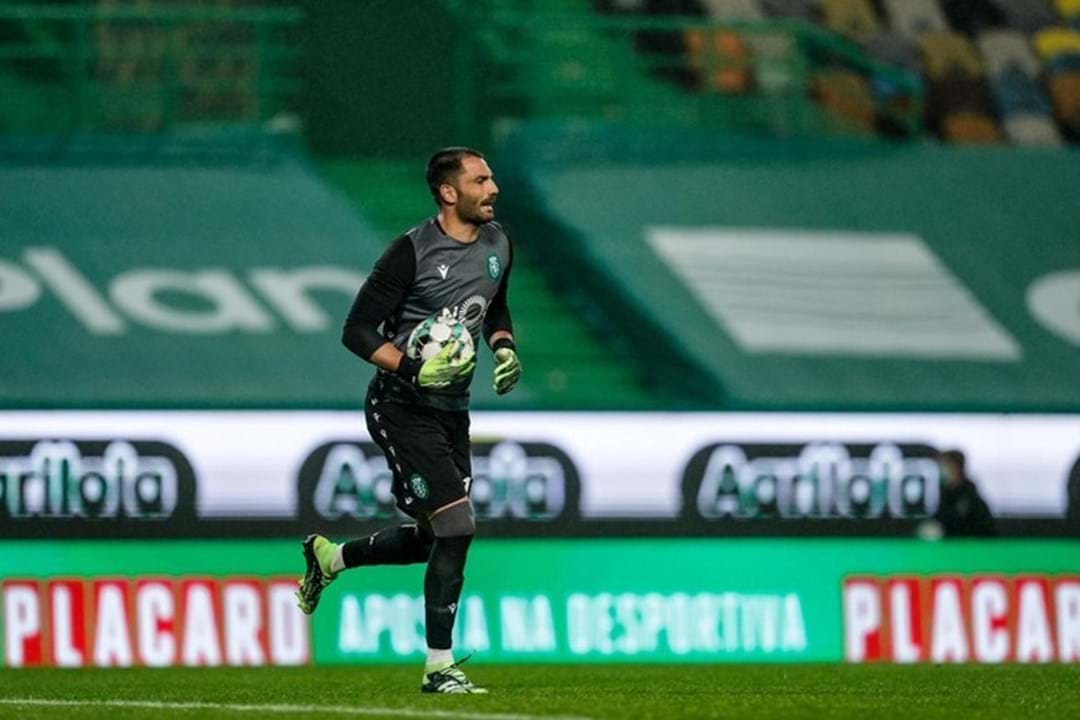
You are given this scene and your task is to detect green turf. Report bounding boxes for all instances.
[1,664,1079,720]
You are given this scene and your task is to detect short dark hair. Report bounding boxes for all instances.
[426,147,485,205]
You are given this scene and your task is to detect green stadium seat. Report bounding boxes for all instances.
[747,32,801,92]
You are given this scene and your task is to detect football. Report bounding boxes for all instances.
[406,311,475,362]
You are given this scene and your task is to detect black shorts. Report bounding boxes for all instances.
[365,390,472,519]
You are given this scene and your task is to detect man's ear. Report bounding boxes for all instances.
[439,183,457,205]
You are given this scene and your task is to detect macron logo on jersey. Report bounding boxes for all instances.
[436,264,450,280]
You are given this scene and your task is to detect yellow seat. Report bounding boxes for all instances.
[921,32,986,79]
[1033,27,1080,62]
[822,0,881,43]
[1056,0,1080,21]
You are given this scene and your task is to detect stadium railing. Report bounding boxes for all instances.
[0,3,302,152]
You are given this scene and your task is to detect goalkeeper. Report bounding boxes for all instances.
[295,148,520,694]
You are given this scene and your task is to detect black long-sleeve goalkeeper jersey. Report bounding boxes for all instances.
[342,218,514,411]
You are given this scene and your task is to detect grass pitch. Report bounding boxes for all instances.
[1,664,1078,720]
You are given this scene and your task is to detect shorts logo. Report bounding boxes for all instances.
[410,473,430,500]
[486,254,501,280]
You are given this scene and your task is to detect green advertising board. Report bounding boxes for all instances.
[0,160,377,408]
[2,539,1078,667]
[0,158,516,409]
[499,124,1080,412]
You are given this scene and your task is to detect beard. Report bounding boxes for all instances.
[456,196,495,225]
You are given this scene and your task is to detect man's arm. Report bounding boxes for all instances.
[485,238,520,395]
[342,236,475,387]
[342,236,414,373]
[484,238,514,349]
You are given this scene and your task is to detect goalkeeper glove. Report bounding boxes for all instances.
[492,340,521,395]
[396,341,476,388]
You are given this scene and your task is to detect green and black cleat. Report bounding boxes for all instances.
[421,656,489,694]
[295,534,338,615]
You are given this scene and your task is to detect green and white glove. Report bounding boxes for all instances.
[397,341,475,388]
[492,342,521,395]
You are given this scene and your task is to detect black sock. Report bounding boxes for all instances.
[342,524,434,568]
[423,534,473,650]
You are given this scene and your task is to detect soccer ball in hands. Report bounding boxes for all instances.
[406,312,475,363]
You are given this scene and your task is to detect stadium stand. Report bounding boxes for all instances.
[601,0,1080,143]
[0,1,301,143]
[498,123,1080,411]
[448,0,924,139]
[979,29,1062,143]
[0,0,658,410]
[2,0,1077,413]
[1034,25,1080,136]
[920,31,1002,142]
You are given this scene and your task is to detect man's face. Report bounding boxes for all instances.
[939,458,961,488]
[448,156,498,225]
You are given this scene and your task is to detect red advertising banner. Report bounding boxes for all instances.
[1,576,309,668]
[844,574,1080,663]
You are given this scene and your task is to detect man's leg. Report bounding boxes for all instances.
[298,393,442,614]
[296,522,433,615]
[420,497,486,694]
[340,522,434,568]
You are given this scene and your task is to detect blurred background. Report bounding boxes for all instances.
[0,0,1079,669]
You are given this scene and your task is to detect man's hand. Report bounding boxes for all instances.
[418,342,476,388]
[493,347,522,395]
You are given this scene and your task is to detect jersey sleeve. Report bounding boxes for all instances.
[483,234,514,344]
[342,235,416,360]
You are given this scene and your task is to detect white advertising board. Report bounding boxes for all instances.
[0,412,1076,525]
